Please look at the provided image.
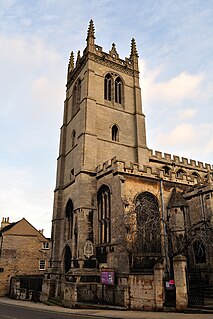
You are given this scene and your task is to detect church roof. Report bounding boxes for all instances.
[167,188,188,208]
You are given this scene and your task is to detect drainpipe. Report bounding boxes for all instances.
[159,178,169,275]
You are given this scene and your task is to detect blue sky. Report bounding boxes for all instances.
[0,0,212,236]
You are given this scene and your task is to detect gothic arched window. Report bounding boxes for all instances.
[162,165,171,176]
[104,74,112,101]
[135,192,161,254]
[191,172,200,181]
[97,185,111,244]
[115,76,122,104]
[176,169,185,178]
[112,124,119,141]
[72,79,81,118]
[65,199,74,240]
[64,244,72,273]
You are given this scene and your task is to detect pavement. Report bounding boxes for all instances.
[0,297,212,319]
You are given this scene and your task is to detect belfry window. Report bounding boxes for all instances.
[97,185,111,244]
[115,77,122,104]
[104,74,112,101]
[112,124,119,141]
[104,73,123,105]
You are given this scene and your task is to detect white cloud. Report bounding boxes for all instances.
[178,108,197,120]
[139,59,204,105]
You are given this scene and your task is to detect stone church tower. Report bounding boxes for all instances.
[51,20,148,272]
[42,21,213,310]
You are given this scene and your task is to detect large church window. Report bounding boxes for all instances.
[64,245,72,273]
[65,199,74,240]
[112,124,119,141]
[135,192,161,254]
[97,185,111,244]
[115,76,122,104]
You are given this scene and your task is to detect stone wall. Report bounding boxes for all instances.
[0,235,50,296]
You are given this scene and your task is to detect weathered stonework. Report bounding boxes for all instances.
[42,20,213,310]
[0,218,50,297]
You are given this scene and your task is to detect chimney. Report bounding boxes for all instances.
[1,217,10,230]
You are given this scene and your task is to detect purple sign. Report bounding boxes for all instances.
[100,269,114,286]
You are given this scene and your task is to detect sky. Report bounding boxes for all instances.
[0,0,212,237]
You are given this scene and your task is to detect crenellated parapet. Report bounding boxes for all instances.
[96,156,213,186]
[148,149,213,171]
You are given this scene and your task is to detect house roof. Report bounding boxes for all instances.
[0,218,49,241]
[0,222,17,235]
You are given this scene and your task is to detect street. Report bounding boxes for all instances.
[0,298,212,319]
[0,302,105,319]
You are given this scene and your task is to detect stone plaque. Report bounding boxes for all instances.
[84,240,94,258]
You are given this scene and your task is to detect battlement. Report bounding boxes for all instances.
[148,149,213,170]
[96,156,213,186]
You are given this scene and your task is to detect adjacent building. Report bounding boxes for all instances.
[0,217,50,297]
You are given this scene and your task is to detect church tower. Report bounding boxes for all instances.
[41,20,153,303]
[50,20,148,272]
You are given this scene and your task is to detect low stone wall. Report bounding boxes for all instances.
[128,273,155,310]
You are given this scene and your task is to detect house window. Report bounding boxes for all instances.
[115,76,122,104]
[39,260,46,270]
[97,185,111,244]
[104,73,112,101]
[42,242,49,249]
[112,124,119,141]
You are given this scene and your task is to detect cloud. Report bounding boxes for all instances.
[152,121,213,163]
[0,163,53,237]
[178,108,197,120]
[139,59,204,106]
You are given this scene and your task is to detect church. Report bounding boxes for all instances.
[41,20,213,310]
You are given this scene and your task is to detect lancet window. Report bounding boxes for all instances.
[97,185,111,244]
[112,124,119,141]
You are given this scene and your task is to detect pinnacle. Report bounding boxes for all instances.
[68,51,74,71]
[130,38,138,58]
[87,19,95,38]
